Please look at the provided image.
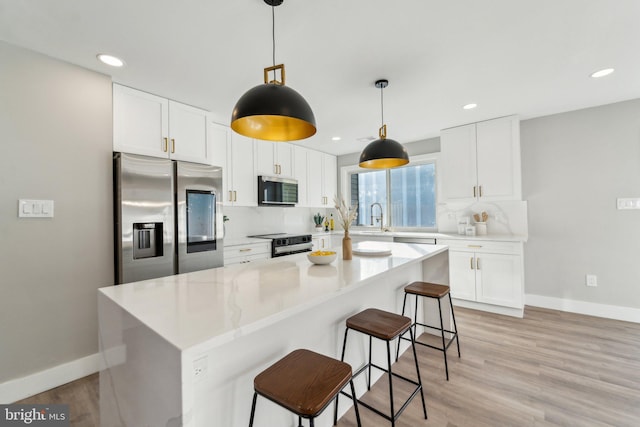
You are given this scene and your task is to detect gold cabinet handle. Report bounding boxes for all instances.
[468,245,483,249]
[233,191,237,202]
[479,185,483,197]
[477,257,481,270]
[239,248,252,252]
[228,191,233,202]
[470,257,474,270]
[473,186,477,197]
[171,138,175,153]
[163,137,168,152]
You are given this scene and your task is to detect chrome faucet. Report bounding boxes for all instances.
[370,203,384,231]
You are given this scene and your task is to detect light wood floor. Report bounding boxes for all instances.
[16,306,640,426]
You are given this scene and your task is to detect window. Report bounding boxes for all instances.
[346,156,437,230]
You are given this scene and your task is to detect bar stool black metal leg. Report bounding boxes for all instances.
[413,293,419,340]
[449,293,461,357]
[349,379,362,427]
[409,327,428,419]
[309,417,314,427]
[396,293,409,361]
[298,415,303,427]
[367,335,372,390]
[248,392,257,427]
[386,340,396,427]
[335,327,350,425]
[437,298,449,381]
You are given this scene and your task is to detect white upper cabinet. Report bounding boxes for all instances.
[113,84,168,158]
[255,141,293,177]
[307,151,337,208]
[441,115,521,202]
[113,84,211,165]
[167,101,210,164]
[293,146,309,206]
[323,153,337,207]
[208,122,256,207]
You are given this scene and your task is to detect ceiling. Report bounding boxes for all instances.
[1,0,639,156]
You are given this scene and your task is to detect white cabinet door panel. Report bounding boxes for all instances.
[231,134,256,206]
[168,101,209,164]
[113,85,168,157]
[476,117,520,200]
[448,250,477,301]
[476,253,523,308]
[441,124,477,202]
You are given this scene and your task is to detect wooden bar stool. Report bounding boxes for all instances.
[335,308,427,427]
[398,281,460,380]
[249,349,361,427]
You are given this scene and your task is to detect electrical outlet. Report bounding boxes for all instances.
[586,274,597,287]
[193,356,208,381]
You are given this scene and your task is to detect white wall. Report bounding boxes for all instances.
[521,98,640,309]
[0,42,113,392]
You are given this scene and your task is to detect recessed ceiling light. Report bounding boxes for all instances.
[463,103,477,110]
[590,68,614,78]
[97,54,125,67]
[331,136,341,141]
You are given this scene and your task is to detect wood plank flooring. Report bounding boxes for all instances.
[15,306,640,426]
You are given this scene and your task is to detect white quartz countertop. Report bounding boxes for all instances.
[346,229,528,242]
[99,242,448,351]
[223,237,270,247]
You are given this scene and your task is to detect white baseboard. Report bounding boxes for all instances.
[525,294,640,323]
[452,298,524,318]
[0,352,101,404]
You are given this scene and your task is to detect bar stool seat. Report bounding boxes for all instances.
[336,308,427,426]
[249,349,361,427]
[399,281,460,380]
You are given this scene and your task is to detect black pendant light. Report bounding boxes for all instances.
[359,79,409,169]
[230,0,316,142]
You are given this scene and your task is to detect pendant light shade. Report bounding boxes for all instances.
[231,66,316,141]
[230,1,316,142]
[359,80,409,169]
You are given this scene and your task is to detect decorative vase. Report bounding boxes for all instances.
[342,230,352,260]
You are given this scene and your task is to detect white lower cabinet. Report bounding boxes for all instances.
[224,242,271,266]
[440,239,524,314]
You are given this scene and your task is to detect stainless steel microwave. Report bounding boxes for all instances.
[258,176,298,206]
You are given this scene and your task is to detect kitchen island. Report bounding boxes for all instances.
[98,242,449,427]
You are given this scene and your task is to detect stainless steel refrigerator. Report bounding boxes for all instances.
[114,152,224,284]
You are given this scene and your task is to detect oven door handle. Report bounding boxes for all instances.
[273,242,314,255]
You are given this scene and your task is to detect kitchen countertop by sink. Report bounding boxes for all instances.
[346,229,528,242]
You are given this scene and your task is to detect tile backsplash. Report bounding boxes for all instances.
[437,200,528,236]
[223,206,334,239]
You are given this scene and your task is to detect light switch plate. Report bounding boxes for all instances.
[19,199,54,218]
[617,198,640,210]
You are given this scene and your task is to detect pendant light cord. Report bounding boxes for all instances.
[380,85,384,128]
[271,4,276,67]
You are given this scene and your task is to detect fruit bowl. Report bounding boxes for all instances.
[307,250,337,265]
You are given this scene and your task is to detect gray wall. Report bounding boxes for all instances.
[0,42,114,382]
[521,99,640,308]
